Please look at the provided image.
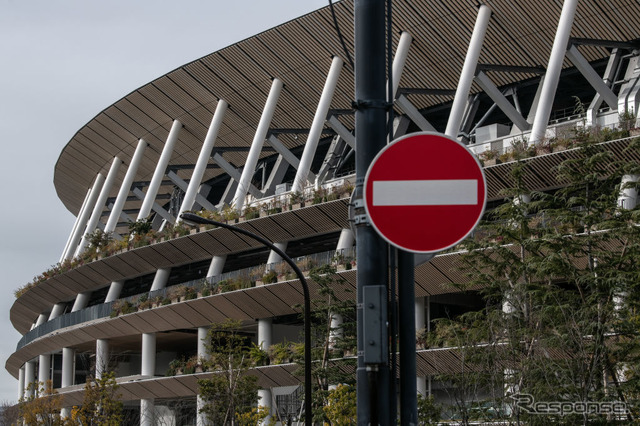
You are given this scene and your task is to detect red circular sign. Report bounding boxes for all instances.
[364,132,486,253]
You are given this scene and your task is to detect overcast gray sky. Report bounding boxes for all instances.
[0,0,328,404]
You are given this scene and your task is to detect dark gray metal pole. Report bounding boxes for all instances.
[399,249,418,425]
[354,0,390,424]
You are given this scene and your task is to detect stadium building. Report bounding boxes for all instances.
[7,0,640,423]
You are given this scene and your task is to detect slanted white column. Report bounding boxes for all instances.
[62,348,75,388]
[105,280,125,303]
[207,255,227,278]
[138,120,182,221]
[566,45,618,110]
[38,354,51,385]
[391,32,413,100]
[618,175,639,210]
[63,174,105,261]
[266,242,288,269]
[336,228,355,254]
[60,187,92,263]
[71,291,91,312]
[150,268,171,292]
[446,5,492,138]
[24,361,36,398]
[530,0,579,143]
[141,398,155,426]
[75,157,123,256]
[18,366,25,400]
[141,333,156,377]
[233,78,283,213]
[292,57,343,193]
[96,339,109,379]
[178,100,228,221]
[105,139,148,233]
[35,313,48,327]
[48,303,66,321]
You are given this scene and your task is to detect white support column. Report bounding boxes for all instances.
[35,313,48,327]
[18,366,25,400]
[207,255,227,279]
[212,153,263,199]
[71,291,91,312]
[63,174,105,261]
[197,326,211,426]
[619,175,639,210]
[141,398,155,426]
[258,389,273,424]
[48,303,66,321]
[446,5,492,138]
[233,78,283,213]
[391,32,413,100]
[474,71,531,131]
[96,339,109,379]
[566,45,618,110]
[62,347,75,388]
[138,120,182,221]
[336,228,355,254]
[329,313,343,349]
[292,57,343,193]
[105,280,124,303]
[530,0,579,144]
[178,100,228,220]
[38,354,51,385]
[24,361,35,398]
[150,268,171,292]
[415,297,427,395]
[141,333,156,377]
[105,139,148,233]
[266,242,288,269]
[258,319,272,350]
[75,157,123,256]
[60,187,92,263]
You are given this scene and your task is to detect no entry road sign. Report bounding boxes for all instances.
[364,132,487,253]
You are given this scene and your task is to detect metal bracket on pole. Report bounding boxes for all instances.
[363,285,388,364]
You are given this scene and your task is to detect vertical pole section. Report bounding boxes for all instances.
[76,157,123,256]
[292,57,344,193]
[354,0,389,424]
[445,5,492,138]
[138,120,182,220]
[530,0,579,144]
[178,100,228,219]
[63,174,105,261]
[233,79,283,213]
[399,250,418,425]
[105,139,148,233]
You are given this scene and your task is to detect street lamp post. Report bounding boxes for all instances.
[180,212,313,426]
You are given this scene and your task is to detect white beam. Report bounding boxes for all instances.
[212,153,262,199]
[396,95,437,132]
[167,171,216,211]
[475,71,530,131]
[566,45,618,109]
[327,115,356,149]
[132,187,175,224]
[446,5,492,138]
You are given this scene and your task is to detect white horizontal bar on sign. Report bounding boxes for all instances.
[372,179,478,206]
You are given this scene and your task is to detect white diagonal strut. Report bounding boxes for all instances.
[474,71,530,131]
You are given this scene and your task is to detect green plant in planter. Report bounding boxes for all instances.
[312,188,326,204]
[261,270,278,284]
[221,204,240,222]
[128,218,153,236]
[268,341,292,365]
[289,191,304,207]
[167,358,185,376]
[249,343,269,367]
[184,356,198,375]
[243,205,260,220]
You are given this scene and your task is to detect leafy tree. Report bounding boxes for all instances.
[70,371,123,425]
[417,393,441,425]
[18,380,64,426]
[323,384,357,425]
[444,138,640,424]
[197,319,260,425]
[235,405,273,426]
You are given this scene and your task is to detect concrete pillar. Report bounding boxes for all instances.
[618,175,639,210]
[96,339,109,379]
[141,333,156,377]
[292,57,344,193]
[60,187,93,263]
[140,398,155,426]
[336,228,355,255]
[266,242,288,270]
[18,366,25,400]
[35,313,48,327]
[178,100,228,221]
[71,291,91,312]
[105,280,125,303]
[415,297,427,395]
[63,174,105,261]
[38,354,51,386]
[138,120,182,221]
[48,303,66,321]
[61,348,75,388]
[197,327,211,426]
[233,78,283,213]
[445,5,492,138]
[76,157,123,256]
[24,361,35,398]
[197,396,209,426]
[530,0,579,143]
[150,268,171,292]
[207,255,227,279]
[258,389,273,424]
[329,313,343,349]
[105,139,148,233]
[258,319,272,350]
